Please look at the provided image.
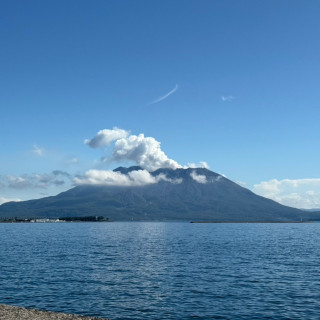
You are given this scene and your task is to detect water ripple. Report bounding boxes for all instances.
[1,222,320,319]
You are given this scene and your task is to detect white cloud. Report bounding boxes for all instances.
[0,196,21,205]
[7,176,31,189]
[74,169,181,186]
[150,84,178,105]
[236,181,247,187]
[86,128,181,171]
[69,157,79,164]
[253,178,320,209]
[74,170,139,186]
[84,127,129,148]
[190,171,207,184]
[187,161,210,169]
[221,95,235,102]
[111,134,181,171]
[155,173,183,184]
[32,144,44,156]
[6,171,72,189]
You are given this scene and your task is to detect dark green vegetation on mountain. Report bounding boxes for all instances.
[1,167,320,222]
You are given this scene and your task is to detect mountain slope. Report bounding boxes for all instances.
[1,167,320,221]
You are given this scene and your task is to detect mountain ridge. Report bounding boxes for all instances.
[1,166,320,222]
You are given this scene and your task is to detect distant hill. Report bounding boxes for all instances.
[1,167,320,222]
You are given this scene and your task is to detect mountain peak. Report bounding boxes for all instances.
[113,166,143,174]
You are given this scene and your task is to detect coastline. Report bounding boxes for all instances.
[189,220,314,223]
[0,304,109,320]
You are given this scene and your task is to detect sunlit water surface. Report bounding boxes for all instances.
[1,222,320,319]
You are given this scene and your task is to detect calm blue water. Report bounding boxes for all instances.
[1,222,320,319]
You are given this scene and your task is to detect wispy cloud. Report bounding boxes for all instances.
[32,144,45,156]
[190,171,207,184]
[186,162,210,169]
[221,95,235,102]
[68,157,79,164]
[4,171,73,190]
[149,84,178,105]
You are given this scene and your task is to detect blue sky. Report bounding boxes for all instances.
[1,0,320,208]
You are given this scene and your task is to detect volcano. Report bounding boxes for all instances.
[1,167,319,222]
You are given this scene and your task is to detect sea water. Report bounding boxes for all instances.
[0,222,320,319]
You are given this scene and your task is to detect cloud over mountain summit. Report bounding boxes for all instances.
[85,127,181,171]
[74,168,183,186]
[75,127,213,187]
